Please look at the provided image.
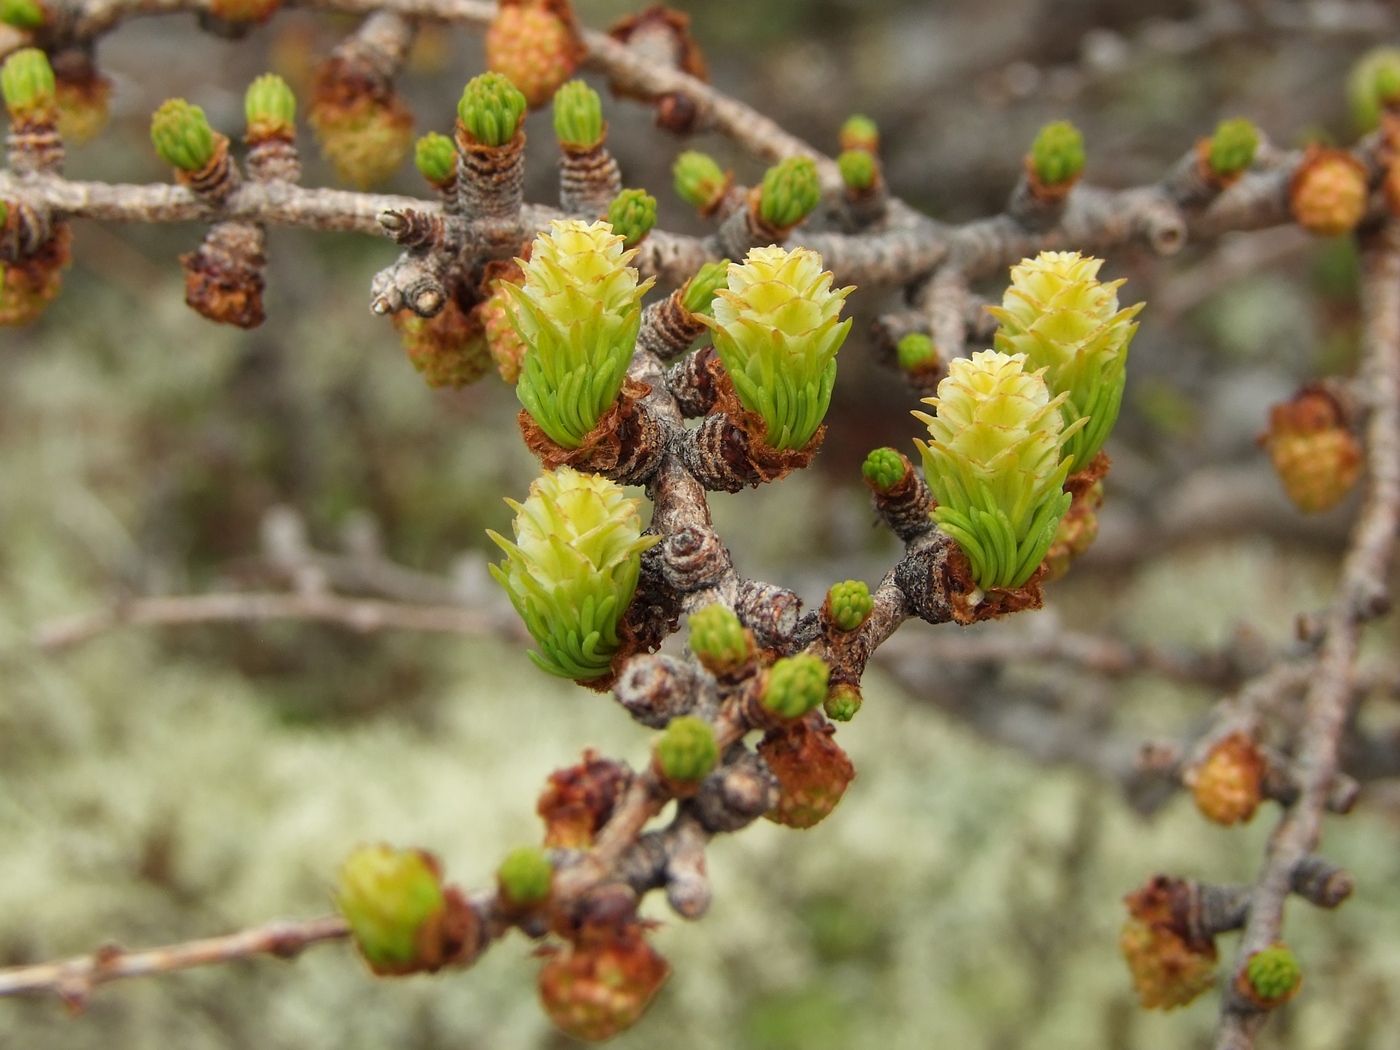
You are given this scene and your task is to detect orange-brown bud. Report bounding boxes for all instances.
[538,926,670,1041]
[757,716,855,829]
[1289,147,1369,237]
[537,750,632,849]
[1187,732,1266,826]
[485,0,583,110]
[1120,876,1218,1010]
[0,223,69,326]
[1259,386,1362,513]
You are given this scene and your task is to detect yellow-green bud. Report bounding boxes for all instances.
[702,246,853,450]
[762,654,830,719]
[497,846,554,906]
[552,78,603,150]
[655,715,719,782]
[1244,944,1302,1005]
[458,71,527,147]
[838,114,878,154]
[1030,120,1085,187]
[758,155,821,230]
[244,73,296,140]
[1207,118,1258,179]
[150,98,217,172]
[488,466,659,680]
[826,580,873,632]
[506,219,655,449]
[2,48,56,123]
[861,447,907,493]
[605,188,657,249]
[689,603,752,676]
[837,149,877,192]
[896,332,937,372]
[335,844,446,976]
[0,200,7,228]
[674,150,727,211]
[680,259,729,316]
[414,131,457,185]
[824,682,862,722]
[988,251,1142,471]
[914,351,1080,591]
[0,0,45,30]
[1350,47,1400,132]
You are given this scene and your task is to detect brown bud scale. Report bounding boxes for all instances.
[537,751,633,849]
[757,714,855,829]
[454,128,527,225]
[180,220,267,329]
[558,140,623,216]
[517,378,667,485]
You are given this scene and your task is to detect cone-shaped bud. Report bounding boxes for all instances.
[837,148,876,192]
[673,150,727,212]
[680,259,729,316]
[896,332,938,373]
[488,466,659,680]
[414,131,457,185]
[0,0,45,29]
[1261,387,1362,512]
[861,446,908,493]
[758,155,821,231]
[151,98,217,172]
[655,715,718,783]
[1207,118,1258,179]
[914,351,1080,591]
[458,71,528,147]
[2,48,57,125]
[486,0,582,110]
[988,251,1142,471]
[605,188,656,248]
[702,246,853,451]
[1120,876,1218,1010]
[758,718,854,828]
[1242,944,1302,1007]
[824,682,862,722]
[688,603,753,676]
[762,654,830,720]
[839,114,879,154]
[538,928,670,1040]
[394,298,492,388]
[1030,121,1084,187]
[507,219,655,448]
[826,580,873,632]
[1290,148,1368,237]
[1350,46,1400,132]
[335,844,447,976]
[245,73,296,141]
[553,78,603,149]
[497,846,554,907]
[1188,732,1264,825]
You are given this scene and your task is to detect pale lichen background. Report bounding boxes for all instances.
[4,2,1400,1048]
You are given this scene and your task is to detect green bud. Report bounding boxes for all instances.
[826,580,873,632]
[1,48,56,122]
[605,188,657,249]
[1207,118,1258,179]
[689,603,753,676]
[552,78,603,150]
[861,447,908,493]
[762,654,830,720]
[680,259,730,316]
[488,466,659,680]
[0,0,45,30]
[497,846,554,906]
[414,131,457,185]
[150,98,217,172]
[896,332,937,372]
[507,219,656,449]
[1244,944,1302,1004]
[244,73,296,139]
[702,246,853,450]
[758,155,821,230]
[824,682,862,722]
[837,149,876,192]
[1030,120,1085,187]
[335,844,446,976]
[1349,47,1400,132]
[655,715,719,782]
[674,150,727,211]
[457,71,527,147]
[838,114,878,154]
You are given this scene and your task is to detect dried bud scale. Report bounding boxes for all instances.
[207,0,279,25]
[537,925,670,1041]
[758,716,855,828]
[181,221,266,328]
[476,262,529,382]
[394,290,492,388]
[537,750,632,848]
[0,220,68,325]
[50,49,111,147]
[486,0,583,110]
[607,5,708,132]
[1120,876,1219,1010]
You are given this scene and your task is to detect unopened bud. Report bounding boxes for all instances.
[497,846,554,907]
[552,78,603,149]
[861,447,908,494]
[2,48,57,125]
[674,150,728,212]
[1206,118,1258,180]
[825,580,873,632]
[837,148,876,192]
[824,682,862,722]
[654,715,718,784]
[758,155,821,231]
[688,603,753,677]
[1030,120,1085,187]
[1240,943,1302,1007]
[414,131,457,185]
[151,98,217,172]
[1187,732,1265,825]
[680,259,729,316]
[838,114,878,154]
[245,73,296,141]
[1289,147,1368,237]
[457,71,528,147]
[762,654,830,720]
[605,188,657,248]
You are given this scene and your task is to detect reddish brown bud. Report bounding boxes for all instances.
[181,221,266,329]
[757,715,855,829]
[537,750,632,849]
[1259,386,1362,513]
[394,293,492,388]
[538,926,670,1041]
[1187,732,1266,826]
[1120,876,1218,1010]
[1289,147,1369,237]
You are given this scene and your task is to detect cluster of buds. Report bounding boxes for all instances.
[673,150,733,217]
[1259,384,1363,513]
[485,0,583,110]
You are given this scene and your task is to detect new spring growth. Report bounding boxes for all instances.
[763,654,831,719]
[1243,944,1302,1006]
[1,48,56,125]
[605,189,657,248]
[497,846,554,907]
[688,603,753,676]
[914,351,1081,592]
[988,251,1142,472]
[335,844,446,976]
[488,466,658,680]
[758,156,821,230]
[150,99,217,172]
[1349,46,1400,131]
[458,72,528,147]
[838,149,877,192]
[552,78,603,149]
[680,259,729,316]
[507,219,655,448]
[1207,118,1259,180]
[897,332,937,373]
[0,0,44,30]
[655,715,719,783]
[826,580,873,632]
[703,246,853,451]
[674,150,727,212]
[825,683,862,722]
[414,132,457,185]
[245,73,295,140]
[839,114,879,154]
[861,447,908,493]
[1030,120,1085,187]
